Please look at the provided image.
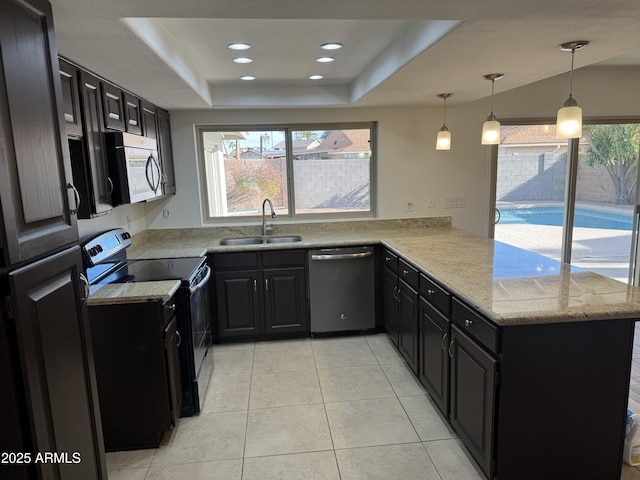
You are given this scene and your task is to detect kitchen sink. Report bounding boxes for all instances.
[265,235,302,244]
[219,237,264,245]
[219,235,302,245]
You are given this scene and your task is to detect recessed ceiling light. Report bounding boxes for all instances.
[228,43,251,50]
[321,43,343,50]
[233,57,253,64]
[315,56,335,63]
[240,75,256,81]
[308,75,324,80]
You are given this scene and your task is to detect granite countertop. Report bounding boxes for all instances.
[87,280,181,306]
[121,217,640,326]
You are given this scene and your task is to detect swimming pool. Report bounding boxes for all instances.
[498,206,633,231]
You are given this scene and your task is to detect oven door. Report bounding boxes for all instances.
[123,146,163,203]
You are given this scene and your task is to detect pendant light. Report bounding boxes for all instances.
[481,73,503,145]
[556,40,589,139]
[436,93,453,150]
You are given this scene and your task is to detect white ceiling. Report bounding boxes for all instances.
[51,0,640,110]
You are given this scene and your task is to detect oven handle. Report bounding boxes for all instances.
[190,265,211,295]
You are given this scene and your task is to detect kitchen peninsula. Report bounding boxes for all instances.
[115,218,638,479]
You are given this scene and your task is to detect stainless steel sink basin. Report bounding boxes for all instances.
[219,237,264,245]
[219,235,302,245]
[265,235,303,244]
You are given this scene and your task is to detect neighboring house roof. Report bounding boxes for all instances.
[313,129,370,154]
[273,138,320,151]
[500,124,586,145]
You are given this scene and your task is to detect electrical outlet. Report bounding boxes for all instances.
[163,208,170,218]
[405,198,414,212]
[427,196,436,208]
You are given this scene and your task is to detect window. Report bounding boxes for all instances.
[197,123,375,221]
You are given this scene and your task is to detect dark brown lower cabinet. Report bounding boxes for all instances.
[398,279,419,374]
[1,246,106,479]
[382,266,399,346]
[88,296,181,451]
[264,267,307,333]
[212,250,308,341]
[418,297,450,416]
[215,269,261,337]
[449,324,496,477]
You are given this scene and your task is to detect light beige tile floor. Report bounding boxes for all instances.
[106,333,485,479]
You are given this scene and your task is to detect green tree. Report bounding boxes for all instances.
[582,124,640,205]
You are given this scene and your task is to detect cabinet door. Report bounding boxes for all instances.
[77,70,113,216]
[157,108,176,195]
[141,100,158,140]
[9,246,106,479]
[164,315,182,426]
[100,82,125,131]
[264,267,308,334]
[123,93,142,135]
[419,297,450,415]
[0,0,78,266]
[382,266,399,347]
[215,270,261,337]
[450,324,496,478]
[398,279,419,374]
[58,59,83,137]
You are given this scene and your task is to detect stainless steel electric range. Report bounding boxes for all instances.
[81,228,213,418]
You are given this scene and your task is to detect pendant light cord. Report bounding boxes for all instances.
[490,78,495,115]
[442,96,447,126]
[568,48,575,99]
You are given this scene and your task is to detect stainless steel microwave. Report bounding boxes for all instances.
[106,132,164,205]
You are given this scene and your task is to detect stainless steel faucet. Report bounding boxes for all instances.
[262,198,276,236]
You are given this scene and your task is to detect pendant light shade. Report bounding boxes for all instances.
[481,74,503,145]
[556,41,589,139]
[436,93,453,150]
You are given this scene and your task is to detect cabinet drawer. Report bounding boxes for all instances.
[212,252,258,270]
[451,298,499,354]
[382,249,398,273]
[263,249,305,267]
[420,273,451,317]
[398,258,419,289]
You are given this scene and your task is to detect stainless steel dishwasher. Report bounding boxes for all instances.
[308,246,375,333]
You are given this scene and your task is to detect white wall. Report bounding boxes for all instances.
[80,66,640,238]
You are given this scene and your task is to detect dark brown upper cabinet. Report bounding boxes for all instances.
[0,0,78,267]
[141,100,158,140]
[75,70,114,217]
[123,92,142,135]
[157,108,176,195]
[100,82,125,131]
[59,58,83,137]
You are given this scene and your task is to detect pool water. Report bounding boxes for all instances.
[498,206,633,231]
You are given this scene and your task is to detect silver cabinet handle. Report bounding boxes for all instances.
[253,279,257,292]
[448,339,455,358]
[67,182,80,215]
[465,319,473,327]
[176,330,181,347]
[265,278,269,291]
[441,333,449,351]
[166,303,176,311]
[403,269,410,275]
[79,272,89,302]
[107,176,114,194]
[427,289,435,295]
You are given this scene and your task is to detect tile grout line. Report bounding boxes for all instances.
[239,341,257,479]
[310,337,342,480]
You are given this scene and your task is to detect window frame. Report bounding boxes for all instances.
[195,121,377,223]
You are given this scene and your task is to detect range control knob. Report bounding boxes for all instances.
[121,232,131,239]
[88,247,98,256]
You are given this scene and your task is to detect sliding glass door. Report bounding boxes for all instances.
[492,122,640,284]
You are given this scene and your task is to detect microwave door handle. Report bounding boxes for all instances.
[152,156,162,192]
[145,155,154,191]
